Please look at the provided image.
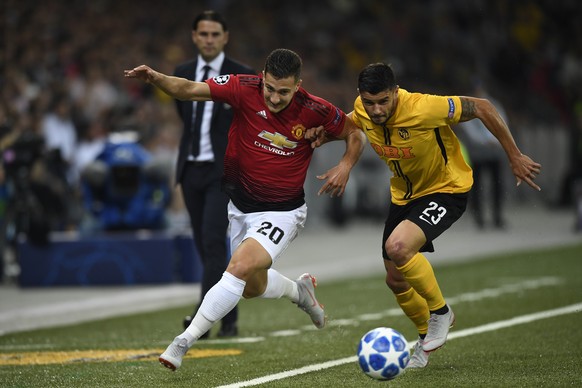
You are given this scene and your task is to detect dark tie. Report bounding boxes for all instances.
[191,65,211,157]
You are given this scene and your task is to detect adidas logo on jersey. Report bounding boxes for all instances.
[256,110,267,119]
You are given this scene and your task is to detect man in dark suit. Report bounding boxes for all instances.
[174,10,255,338]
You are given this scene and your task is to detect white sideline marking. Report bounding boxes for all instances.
[354,276,562,323]
[447,303,582,340]
[0,277,563,351]
[271,330,301,337]
[215,302,582,388]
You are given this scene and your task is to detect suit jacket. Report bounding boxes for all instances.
[174,57,255,184]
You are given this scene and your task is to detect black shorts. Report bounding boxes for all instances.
[382,192,468,260]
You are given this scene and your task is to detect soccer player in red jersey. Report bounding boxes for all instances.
[125,48,366,371]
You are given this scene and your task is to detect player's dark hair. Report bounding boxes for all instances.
[358,63,397,94]
[193,10,228,32]
[264,49,302,82]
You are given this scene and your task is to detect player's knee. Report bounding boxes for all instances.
[384,239,412,266]
[226,260,252,281]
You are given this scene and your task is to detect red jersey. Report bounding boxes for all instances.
[207,73,346,213]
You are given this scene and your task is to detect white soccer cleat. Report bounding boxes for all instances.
[295,273,326,329]
[407,338,430,368]
[159,336,189,371]
[422,305,455,352]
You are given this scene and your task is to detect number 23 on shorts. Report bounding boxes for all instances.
[419,201,447,226]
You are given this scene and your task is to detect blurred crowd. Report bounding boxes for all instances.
[1,0,581,241]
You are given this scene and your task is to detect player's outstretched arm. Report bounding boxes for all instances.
[124,65,211,102]
[459,96,542,191]
[316,115,366,197]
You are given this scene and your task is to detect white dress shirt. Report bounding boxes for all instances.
[189,52,225,162]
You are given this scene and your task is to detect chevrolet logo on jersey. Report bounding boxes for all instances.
[258,130,298,149]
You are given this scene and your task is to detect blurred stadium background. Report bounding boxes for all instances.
[1,0,581,284]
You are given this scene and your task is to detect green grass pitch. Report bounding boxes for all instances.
[1,243,581,387]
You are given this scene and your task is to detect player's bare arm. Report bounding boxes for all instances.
[316,115,366,197]
[459,96,542,191]
[124,65,211,102]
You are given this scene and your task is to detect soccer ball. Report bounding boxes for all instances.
[357,327,409,380]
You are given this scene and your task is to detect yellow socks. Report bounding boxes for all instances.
[396,253,446,312]
[395,287,429,335]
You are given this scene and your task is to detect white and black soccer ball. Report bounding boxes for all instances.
[357,327,409,380]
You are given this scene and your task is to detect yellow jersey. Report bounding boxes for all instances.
[353,89,473,205]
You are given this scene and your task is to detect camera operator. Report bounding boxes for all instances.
[1,116,71,247]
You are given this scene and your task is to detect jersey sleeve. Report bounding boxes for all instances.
[206,74,241,107]
[295,89,347,137]
[421,94,462,126]
[324,106,346,137]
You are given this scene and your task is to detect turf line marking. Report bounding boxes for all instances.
[447,303,582,340]
[0,277,558,351]
[215,302,582,388]
[354,277,560,324]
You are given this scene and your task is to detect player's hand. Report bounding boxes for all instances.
[316,161,351,197]
[511,153,542,191]
[124,65,157,83]
[305,125,328,149]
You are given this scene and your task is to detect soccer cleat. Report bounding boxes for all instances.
[294,273,326,329]
[422,305,455,352]
[159,336,189,371]
[407,338,430,368]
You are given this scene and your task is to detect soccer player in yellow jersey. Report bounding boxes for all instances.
[309,63,541,368]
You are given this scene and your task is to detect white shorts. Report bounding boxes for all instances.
[227,201,307,264]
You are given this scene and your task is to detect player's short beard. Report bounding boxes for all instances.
[371,115,387,125]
